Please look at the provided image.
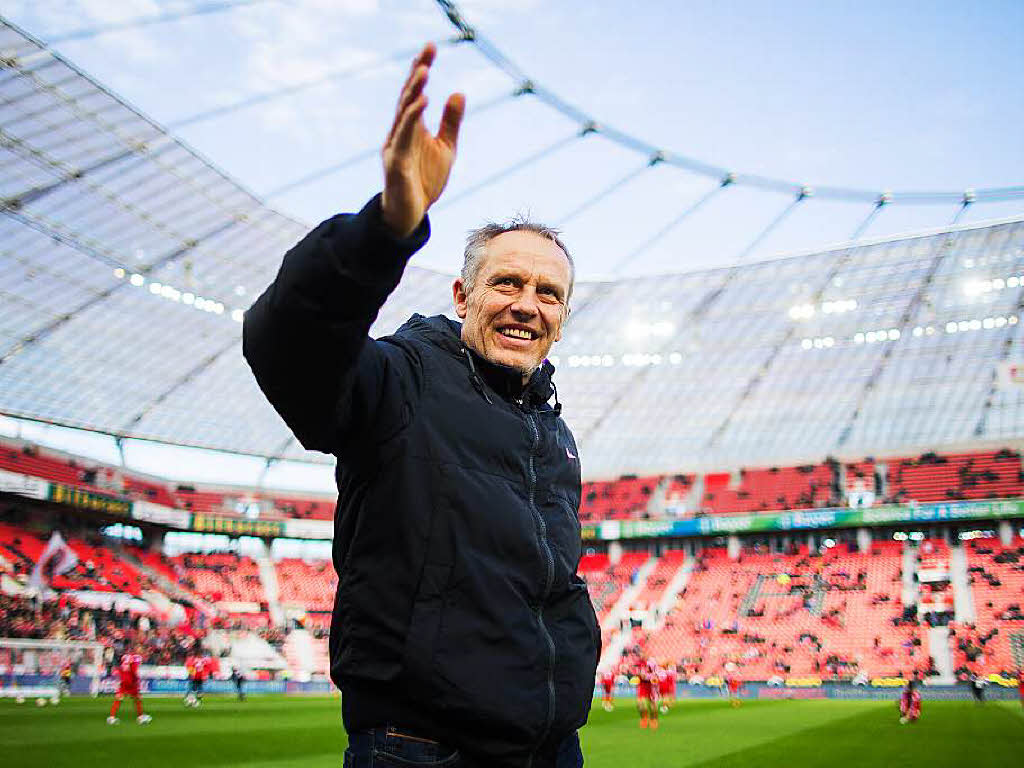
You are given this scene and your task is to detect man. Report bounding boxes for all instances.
[599,666,616,712]
[184,650,208,707]
[657,661,676,713]
[58,659,73,700]
[898,678,921,724]
[970,670,986,704]
[230,667,246,701]
[107,647,151,725]
[244,43,600,768]
[725,672,742,708]
[631,657,659,730]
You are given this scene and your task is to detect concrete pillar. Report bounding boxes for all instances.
[608,540,623,565]
[807,533,816,553]
[727,535,741,560]
[999,520,1013,547]
[856,527,872,553]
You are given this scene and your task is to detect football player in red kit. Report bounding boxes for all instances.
[184,652,209,707]
[600,667,616,711]
[658,661,676,713]
[725,672,742,707]
[899,678,921,724]
[633,658,659,730]
[107,648,151,724]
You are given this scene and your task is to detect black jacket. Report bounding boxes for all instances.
[243,195,601,767]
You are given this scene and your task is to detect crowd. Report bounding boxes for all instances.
[0,592,204,666]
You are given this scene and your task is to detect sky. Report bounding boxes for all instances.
[5,0,1023,280]
[3,0,1023,490]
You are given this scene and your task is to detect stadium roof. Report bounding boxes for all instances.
[2,16,1024,480]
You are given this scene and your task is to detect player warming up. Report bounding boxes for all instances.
[898,678,921,724]
[58,660,73,700]
[657,661,676,714]
[107,648,151,724]
[184,651,209,707]
[633,658,659,730]
[600,666,616,712]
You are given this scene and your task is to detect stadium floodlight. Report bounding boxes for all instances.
[0,638,105,700]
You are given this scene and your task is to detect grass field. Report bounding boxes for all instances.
[1,695,1021,767]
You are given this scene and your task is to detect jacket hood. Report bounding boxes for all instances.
[394,314,560,410]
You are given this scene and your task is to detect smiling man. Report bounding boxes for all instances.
[456,224,574,379]
[243,43,599,768]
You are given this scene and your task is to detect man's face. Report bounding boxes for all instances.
[454,231,572,380]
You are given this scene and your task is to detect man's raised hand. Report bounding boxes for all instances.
[380,43,465,238]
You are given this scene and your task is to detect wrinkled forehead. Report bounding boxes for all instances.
[481,231,573,286]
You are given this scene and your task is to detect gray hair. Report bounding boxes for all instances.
[462,215,575,306]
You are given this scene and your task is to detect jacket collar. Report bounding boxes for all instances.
[395,314,559,410]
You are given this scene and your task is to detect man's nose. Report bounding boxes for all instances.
[510,288,540,317]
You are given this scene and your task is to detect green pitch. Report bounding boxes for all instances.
[1,695,1021,767]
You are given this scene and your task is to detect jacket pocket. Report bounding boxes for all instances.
[401,562,451,683]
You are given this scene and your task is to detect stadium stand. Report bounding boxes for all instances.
[579,476,660,522]
[579,551,649,625]
[887,450,1023,503]
[0,590,203,664]
[643,541,928,680]
[0,439,334,522]
[0,524,147,595]
[958,536,1024,676]
[631,548,688,616]
[4,438,1022,524]
[700,463,836,515]
[275,558,336,613]
[171,552,266,606]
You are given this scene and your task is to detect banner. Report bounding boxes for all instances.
[282,518,333,540]
[132,500,191,529]
[48,483,132,517]
[580,499,1023,540]
[28,531,79,593]
[0,468,49,500]
[191,513,284,538]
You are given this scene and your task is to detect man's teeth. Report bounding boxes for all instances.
[500,328,534,340]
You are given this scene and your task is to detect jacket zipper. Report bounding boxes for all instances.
[523,405,557,757]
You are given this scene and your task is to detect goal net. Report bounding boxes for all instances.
[0,638,105,699]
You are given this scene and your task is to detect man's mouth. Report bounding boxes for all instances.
[497,325,538,341]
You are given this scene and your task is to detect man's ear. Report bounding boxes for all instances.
[452,278,469,319]
[554,304,569,342]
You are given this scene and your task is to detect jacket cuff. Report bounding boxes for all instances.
[322,193,430,288]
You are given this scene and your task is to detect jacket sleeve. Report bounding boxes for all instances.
[242,194,429,455]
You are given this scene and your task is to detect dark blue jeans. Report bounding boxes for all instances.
[343,726,583,767]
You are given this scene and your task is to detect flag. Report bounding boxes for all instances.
[28,532,79,594]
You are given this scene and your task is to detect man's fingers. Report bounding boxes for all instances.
[437,92,466,149]
[413,42,437,73]
[393,94,429,153]
[396,43,436,111]
[388,65,429,144]
[399,66,429,116]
